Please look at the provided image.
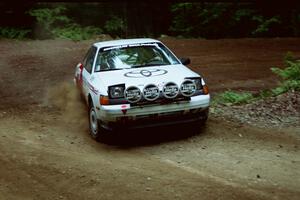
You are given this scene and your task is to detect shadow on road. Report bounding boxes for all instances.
[102,123,208,147]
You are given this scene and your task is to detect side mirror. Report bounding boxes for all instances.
[180,58,191,65]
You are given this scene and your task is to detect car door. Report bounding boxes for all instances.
[82,46,97,99]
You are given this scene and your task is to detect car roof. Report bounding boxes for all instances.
[93,38,160,48]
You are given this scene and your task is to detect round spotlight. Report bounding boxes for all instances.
[143,84,160,101]
[125,86,142,103]
[162,82,179,99]
[180,80,196,97]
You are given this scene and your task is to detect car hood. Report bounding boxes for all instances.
[94,64,200,90]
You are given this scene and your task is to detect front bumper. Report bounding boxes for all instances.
[96,94,210,130]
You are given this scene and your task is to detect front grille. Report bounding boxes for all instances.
[110,108,209,130]
[125,108,206,127]
[131,96,190,107]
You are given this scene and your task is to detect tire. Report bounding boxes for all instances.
[88,104,104,141]
[193,108,209,129]
[200,108,209,124]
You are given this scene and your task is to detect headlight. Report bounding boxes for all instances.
[193,78,202,90]
[184,77,209,95]
[185,77,202,90]
[108,84,125,99]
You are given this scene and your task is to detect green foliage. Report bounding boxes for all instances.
[272,52,300,81]
[52,24,102,41]
[271,86,287,96]
[251,15,281,36]
[272,61,300,81]
[199,3,228,25]
[29,6,71,37]
[104,16,126,37]
[233,9,255,22]
[214,52,300,106]
[169,3,193,36]
[169,3,228,38]
[271,52,300,94]
[213,91,254,105]
[0,27,31,39]
[169,3,283,38]
[29,5,102,40]
[258,89,273,99]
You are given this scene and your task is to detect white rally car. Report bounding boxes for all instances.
[74,38,210,140]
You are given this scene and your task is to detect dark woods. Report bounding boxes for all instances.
[1,0,300,39]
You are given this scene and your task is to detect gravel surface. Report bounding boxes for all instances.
[212,91,300,128]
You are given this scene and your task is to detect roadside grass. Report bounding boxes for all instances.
[0,27,31,40]
[213,52,300,106]
[212,91,254,106]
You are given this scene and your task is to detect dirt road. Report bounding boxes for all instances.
[0,38,299,200]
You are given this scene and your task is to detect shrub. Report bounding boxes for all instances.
[251,15,281,36]
[169,3,199,37]
[169,3,284,38]
[104,16,126,37]
[29,5,71,38]
[29,5,102,40]
[213,52,300,106]
[169,3,228,38]
[213,90,254,105]
[271,52,300,94]
[52,24,102,41]
[233,9,255,22]
[0,27,31,39]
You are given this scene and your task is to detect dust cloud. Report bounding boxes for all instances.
[44,82,87,129]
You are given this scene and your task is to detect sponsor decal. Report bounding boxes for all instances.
[103,43,157,51]
[87,82,99,95]
[124,69,167,78]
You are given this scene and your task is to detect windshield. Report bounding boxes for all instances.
[95,43,180,72]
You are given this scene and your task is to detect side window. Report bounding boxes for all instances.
[83,46,97,73]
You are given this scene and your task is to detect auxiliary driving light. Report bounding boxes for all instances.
[125,86,142,103]
[143,84,160,101]
[180,80,197,97]
[162,82,179,99]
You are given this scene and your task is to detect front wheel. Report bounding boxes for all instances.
[89,106,103,141]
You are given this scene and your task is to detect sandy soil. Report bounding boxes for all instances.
[0,38,299,200]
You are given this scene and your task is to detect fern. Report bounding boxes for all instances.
[271,52,300,93]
